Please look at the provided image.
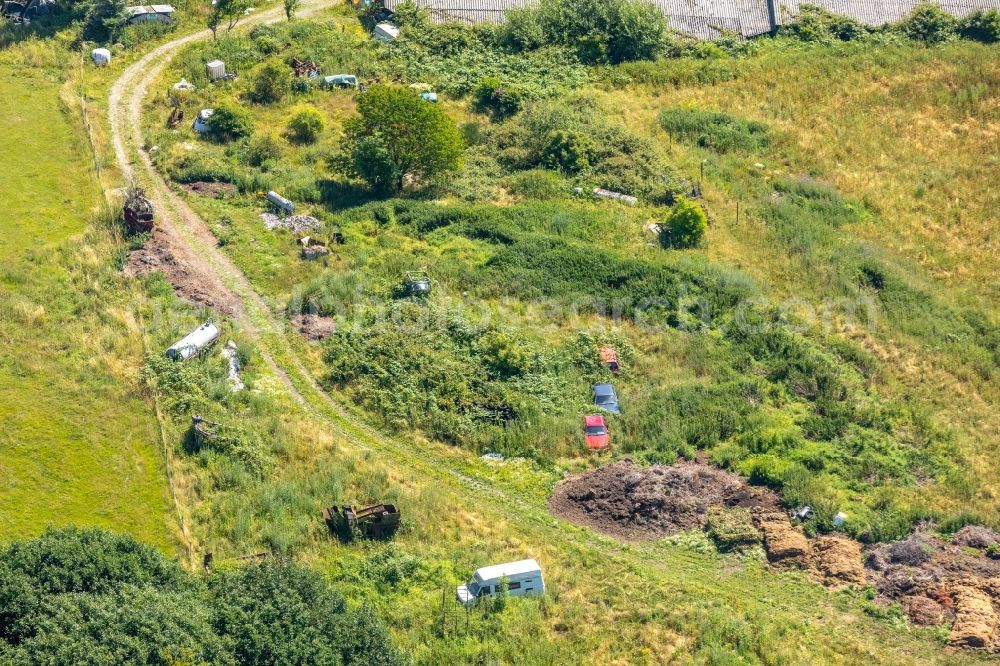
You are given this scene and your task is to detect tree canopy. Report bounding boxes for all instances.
[0,527,402,666]
[343,86,463,194]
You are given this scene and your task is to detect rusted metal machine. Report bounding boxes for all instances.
[123,185,154,234]
[323,503,401,540]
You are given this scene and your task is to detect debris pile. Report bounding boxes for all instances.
[261,212,322,232]
[549,458,780,540]
[221,340,244,391]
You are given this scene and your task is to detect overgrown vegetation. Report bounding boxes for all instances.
[0,527,402,665]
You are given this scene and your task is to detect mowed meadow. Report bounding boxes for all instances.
[0,39,175,549]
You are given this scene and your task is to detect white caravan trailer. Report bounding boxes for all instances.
[457,559,544,606]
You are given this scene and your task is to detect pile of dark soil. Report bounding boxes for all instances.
[549,458,780,540]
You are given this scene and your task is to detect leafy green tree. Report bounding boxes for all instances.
[343,86,463,193]
[660,197,707,249]
[83,0,127,42]
[0,528,403,666]
[249,58,293,104]
[0,527,224,665]
[207,0,251,40]
[283,0,301,20]
[286,106,325,143]
[207,102,255,141]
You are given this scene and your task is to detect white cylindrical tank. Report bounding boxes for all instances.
[92,48,111,66]
[206,59,226,81]
[266,190,294,214]
[166,322,220,361]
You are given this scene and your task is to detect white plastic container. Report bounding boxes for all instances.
[91,48,111,66]
[206,59,226,81]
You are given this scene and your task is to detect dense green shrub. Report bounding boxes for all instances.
[242,131,283,167]
[488,98,683,199]
[342,86,463,193]
[83,0,127,42]
[474,75,525,118]
[896,3,957,43]
[210,562,403,666]
[659,108,770,153]
[208,103,255,141]
[660,197,708,249]
[249,58,293,103]
[779,4,870,42]
[958,8,1000,42]
[501,0,669,64]
[286,105,325,143]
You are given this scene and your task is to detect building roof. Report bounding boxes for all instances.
[126,3,174,15]
[474,559,541,581]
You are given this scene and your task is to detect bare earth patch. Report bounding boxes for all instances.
[124,228,240,315]
[182,181,237,198]
[290,313,336,340]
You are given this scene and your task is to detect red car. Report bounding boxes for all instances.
[583,415,610,451]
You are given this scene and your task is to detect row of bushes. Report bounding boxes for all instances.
[782,3,1000,45]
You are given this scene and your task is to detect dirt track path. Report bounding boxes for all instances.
[105,1,541,525]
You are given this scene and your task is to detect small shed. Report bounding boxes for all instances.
[125,4,174,23]
[373,22,399,42]
[193,108,214,133]
[91,48,111,67]
[206,59,227,82]
[323,74,357,89]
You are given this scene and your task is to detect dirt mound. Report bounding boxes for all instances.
[549,459,780,541]
[757,512,810,565]
[950,586,998,649]
[901,595,949,626]
[125,228,239,315]
[954,526,1000,550]
[811,536,864,586]
[291,313,335,340]
[183,181,236,198]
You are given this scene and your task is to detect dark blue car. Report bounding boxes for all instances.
[593,383,620,414]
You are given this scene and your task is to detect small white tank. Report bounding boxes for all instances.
[167,322,220,361]
[206,59,226,81]
[266,191,294,214]
[91,48,111,66]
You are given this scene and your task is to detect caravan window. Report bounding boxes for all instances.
[508,581,521,590]
[477,586,490,597]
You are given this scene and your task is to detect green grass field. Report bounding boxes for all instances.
[0,43,176,551]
